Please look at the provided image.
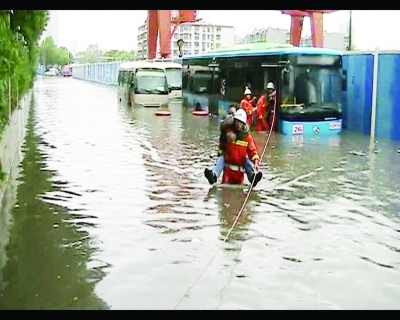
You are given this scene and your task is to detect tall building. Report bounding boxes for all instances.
[243,27,289,45]
[242,27,349,51]
[137,19,235,59]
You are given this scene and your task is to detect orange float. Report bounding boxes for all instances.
[192,110,208,116]
[155,110,171,116]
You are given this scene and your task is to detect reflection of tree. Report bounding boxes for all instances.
[0,108,109,309]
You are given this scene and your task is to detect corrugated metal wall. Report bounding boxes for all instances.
[72,61,121,85]
[342,51,400,141]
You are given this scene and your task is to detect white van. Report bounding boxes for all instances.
[154,61,182,100]
[117,61,170,108]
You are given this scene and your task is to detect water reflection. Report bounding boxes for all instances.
[0,103,109,309]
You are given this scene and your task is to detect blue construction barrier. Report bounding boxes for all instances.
[72,61,122,85]
[343,51,400,141]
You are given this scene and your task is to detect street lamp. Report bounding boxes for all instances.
[348,10,353,50]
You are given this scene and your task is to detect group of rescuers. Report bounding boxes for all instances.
[199,82,277,187]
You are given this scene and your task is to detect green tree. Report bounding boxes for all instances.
[39,37,73,68]
[103,49,136,61]
[0,10,48,135]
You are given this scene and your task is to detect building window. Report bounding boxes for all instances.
[216,35,221,41]
[216,43,221,48]
[194,50,199,54]
[207,27,210,32]
[194,42,199,47]
[217,27,221,32]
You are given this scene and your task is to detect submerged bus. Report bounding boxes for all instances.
[182,42,347,135]
[154,62,182,100]
[117,61,170,108]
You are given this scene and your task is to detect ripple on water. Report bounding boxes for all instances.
[6,78,400,310]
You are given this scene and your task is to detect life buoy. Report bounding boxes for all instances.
[192,110,208,116]
[155,110,171,116]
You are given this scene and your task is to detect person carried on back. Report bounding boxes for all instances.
[204,108,263,186]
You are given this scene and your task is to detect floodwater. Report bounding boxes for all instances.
[1,77,400,310]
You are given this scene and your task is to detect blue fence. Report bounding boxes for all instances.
[342,51,400,141]
[72,61,121,85]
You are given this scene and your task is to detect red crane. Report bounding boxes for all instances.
[147,10,338,60]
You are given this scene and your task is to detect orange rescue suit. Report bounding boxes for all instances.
[266,91,277,131]
[221,128,260,185]
[255,95,269,132]
[239,97,255,128]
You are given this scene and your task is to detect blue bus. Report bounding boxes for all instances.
[182,42,347,136]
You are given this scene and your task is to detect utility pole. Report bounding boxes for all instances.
[348,10,353,50]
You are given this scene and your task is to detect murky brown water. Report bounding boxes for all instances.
[1,77,400,309]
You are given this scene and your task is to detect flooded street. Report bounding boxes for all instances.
[1,77,400,309]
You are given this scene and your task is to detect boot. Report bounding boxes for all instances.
[247,171,263,188]
[204,168,217,185]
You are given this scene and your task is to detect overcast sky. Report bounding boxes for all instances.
[53,10,400,52]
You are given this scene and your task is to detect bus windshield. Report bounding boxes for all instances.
[165,68,182,90]
[190,71,211,94]
[282,65,342,113]
[135,70,168,95]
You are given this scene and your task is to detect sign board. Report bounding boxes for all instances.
[329,122,341,130]
[292,124,304,134]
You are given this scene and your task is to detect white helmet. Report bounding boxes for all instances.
[244,88,252,96]
[266,82,275,90]
[234,109,247,124]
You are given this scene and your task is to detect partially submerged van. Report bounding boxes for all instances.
[117,61,170,108]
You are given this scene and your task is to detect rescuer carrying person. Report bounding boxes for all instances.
[204,108,263,186]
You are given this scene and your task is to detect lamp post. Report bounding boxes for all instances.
[348,10,353,50]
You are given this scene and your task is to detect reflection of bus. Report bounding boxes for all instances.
[182,43,347,135]
[117,61,170,108]
[154,62,182,100]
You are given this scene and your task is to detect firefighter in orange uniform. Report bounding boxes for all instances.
[221,109,263,185]
[265,82,277,131]
[255,88,269,132]
[239,88,257,128]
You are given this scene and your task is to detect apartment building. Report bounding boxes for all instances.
[242,27,350,51]
[137,19,235,59]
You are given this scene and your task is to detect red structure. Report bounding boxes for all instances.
[147,10,338,59]
[281,10,338,47]
[147,10,200,59]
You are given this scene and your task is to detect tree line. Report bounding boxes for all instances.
[39,36,73,68]
[0,10,48,134]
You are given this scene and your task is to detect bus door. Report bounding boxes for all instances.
[128,71,136,106]
[261,61,287,128]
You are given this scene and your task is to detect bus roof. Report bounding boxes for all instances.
[183,42,343,60]
[154,62,182,69]
[119,61,166,71]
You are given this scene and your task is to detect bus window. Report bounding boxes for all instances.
[122,71,130,86]
[190,71,210,94]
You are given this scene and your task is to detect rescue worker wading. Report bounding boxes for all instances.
[265,82,277,131]
[240,88,257,128]
[204,109,263,186]
[255,82,276,132]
